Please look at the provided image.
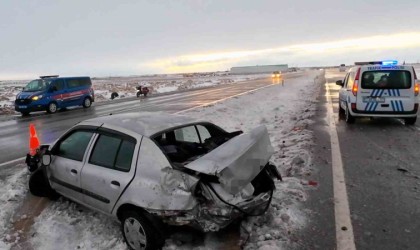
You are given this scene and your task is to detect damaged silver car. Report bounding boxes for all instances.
[27,112,281,250]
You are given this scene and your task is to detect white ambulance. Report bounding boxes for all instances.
[337,61,419,125]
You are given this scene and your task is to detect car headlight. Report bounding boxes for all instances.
[31,95,42,101]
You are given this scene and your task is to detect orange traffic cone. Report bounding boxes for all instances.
[29,123,40,156]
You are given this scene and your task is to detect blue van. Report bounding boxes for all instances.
[15,75,95,116]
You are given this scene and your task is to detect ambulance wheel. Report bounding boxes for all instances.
[47,102,58,114]
[345,105,355,124]
[404,117,417,125]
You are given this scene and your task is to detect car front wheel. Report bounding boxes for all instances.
[121,210,161,250]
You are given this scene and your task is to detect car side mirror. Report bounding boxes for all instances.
[42,154,51,166]
[336,80,344,87]
[50,86,58,92]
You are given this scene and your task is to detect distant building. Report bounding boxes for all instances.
[230,64,288,74]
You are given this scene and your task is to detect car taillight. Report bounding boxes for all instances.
[415,83,419,96]
[352,81,358,96]
[352,68,361,96]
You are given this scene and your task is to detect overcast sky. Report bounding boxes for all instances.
[1,0,420,80]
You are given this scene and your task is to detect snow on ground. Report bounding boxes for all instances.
[0,73,269,115]
[0,166,30,249]
[0,70,324,250]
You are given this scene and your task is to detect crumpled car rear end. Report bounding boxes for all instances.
[148,125,280,232]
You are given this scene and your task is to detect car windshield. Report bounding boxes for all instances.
[23,79,52,92]
[361,70,412,89]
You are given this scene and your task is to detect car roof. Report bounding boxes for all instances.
[37,76,90,80]
[351,65,414,72]
[79,112,205,137]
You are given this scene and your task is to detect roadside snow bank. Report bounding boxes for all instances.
[0,166,30,249]
[30,200,126,250]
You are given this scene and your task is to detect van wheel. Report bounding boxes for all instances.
[83,97,92,108]
[47,102,57,114]
[404,117,417,125]
[345,104,355,124]
[121,210,162,250]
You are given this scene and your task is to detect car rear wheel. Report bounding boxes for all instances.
[338,106,345,120]
[404,117,417,125]
[121,210,162,250]
[47,102,57,114]
[82,97,92,108]
[345,104,355,124]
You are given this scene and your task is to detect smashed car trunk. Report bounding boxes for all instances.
[185,125,274,195]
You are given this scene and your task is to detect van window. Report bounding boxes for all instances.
[23,79,53,92]
[361,70,412,89]
[67,78,92,88]
[50,79,65,91]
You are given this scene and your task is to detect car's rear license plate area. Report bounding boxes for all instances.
[363,97,385,103]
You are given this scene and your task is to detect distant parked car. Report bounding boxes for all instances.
[28,112,281,250]
[15,75,94,116]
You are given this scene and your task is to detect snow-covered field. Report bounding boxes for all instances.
[0,70,324,250]
[0,73,269,115]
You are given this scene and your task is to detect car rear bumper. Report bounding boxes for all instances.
[350,106,418,117]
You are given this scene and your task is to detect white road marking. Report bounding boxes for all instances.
[326,83,357,250]
[0,156,26,167]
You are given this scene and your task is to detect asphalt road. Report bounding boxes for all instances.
[0,72,303,165]
[303,69,420,250]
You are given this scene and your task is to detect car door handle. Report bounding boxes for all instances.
[111,180,120,186]
[70,169,77,174]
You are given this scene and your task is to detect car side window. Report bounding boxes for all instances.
[196,125,211,142]
[56,131,93,161]
[174,126,200,143]
[89,134,135,172]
